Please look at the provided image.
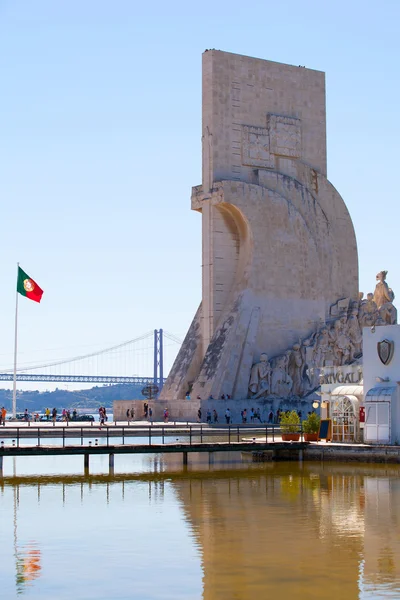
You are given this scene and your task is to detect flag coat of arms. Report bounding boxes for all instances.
[17,267,44,303]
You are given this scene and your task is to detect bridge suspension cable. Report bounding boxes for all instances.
[163,331,184,345]
[2,330,155,373]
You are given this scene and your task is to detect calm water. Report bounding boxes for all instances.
[1,453,400,600]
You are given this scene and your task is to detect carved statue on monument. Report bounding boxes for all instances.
[347,308,362,360]
[288,343,305,397]
[270,355,293,397]
[374,271,392,308]
[248,353,271,398]
[358,293,377,327]
[330,316,353,366]
[372,271,397,325]
[313,327,332,367]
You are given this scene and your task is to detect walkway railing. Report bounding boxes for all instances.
[0,423,304,447]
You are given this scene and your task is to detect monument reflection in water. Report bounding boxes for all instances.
[1,455,400,599]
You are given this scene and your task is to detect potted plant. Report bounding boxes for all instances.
[280,410,300,441]
[302,412,320,442]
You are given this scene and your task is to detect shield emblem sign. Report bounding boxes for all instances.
[377,339,394,365]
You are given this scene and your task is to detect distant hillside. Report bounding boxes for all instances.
[0,383,146,412]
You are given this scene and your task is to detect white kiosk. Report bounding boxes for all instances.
[363,325,400,445]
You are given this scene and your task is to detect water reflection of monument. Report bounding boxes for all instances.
[171,463,400,599]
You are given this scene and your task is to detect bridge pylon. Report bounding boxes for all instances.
[153,329,164,393]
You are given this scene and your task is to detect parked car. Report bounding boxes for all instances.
[73,414,95,422]
[7,413,26,421]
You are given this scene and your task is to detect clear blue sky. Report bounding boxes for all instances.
[0,0,399,381]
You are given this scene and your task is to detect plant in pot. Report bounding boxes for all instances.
[280,410,300,441]
[302,412,321,442]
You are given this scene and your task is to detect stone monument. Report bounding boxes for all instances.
[160,50,360,403]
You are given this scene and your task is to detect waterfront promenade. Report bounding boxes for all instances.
[1,420,400,475]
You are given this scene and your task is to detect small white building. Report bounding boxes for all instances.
[320,364,363,442]
[363,325,400,445]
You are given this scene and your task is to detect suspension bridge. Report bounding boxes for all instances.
[0,330,181,391]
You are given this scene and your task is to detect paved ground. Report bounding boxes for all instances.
[0,420,199,428]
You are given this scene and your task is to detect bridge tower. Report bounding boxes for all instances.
[153,329,164,392]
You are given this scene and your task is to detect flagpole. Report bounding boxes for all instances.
[12,263,19,418]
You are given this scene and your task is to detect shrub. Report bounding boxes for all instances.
[279,410,300,434]
[302,412,320,434]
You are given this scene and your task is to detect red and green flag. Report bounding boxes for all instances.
[17,267,43,303]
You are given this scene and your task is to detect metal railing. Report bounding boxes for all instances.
[0,423,305,449]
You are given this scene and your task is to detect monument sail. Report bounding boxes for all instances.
[160,50,379,403]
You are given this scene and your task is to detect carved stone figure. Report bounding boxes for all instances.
[374,271,392,309]
[288,343,305,397]
[362,271,398,326]
[249,353,271,398]
[331,317,353,366]
[313,327,332,367]
[358,293,379,327]
[347,308,362,360]
[270,355,293,397]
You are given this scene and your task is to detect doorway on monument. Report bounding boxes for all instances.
[331,396,357,443]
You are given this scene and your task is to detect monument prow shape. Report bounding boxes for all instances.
[160,50,358,402]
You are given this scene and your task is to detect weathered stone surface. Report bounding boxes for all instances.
[160,50,359,402]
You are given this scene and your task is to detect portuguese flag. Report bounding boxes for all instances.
[17,267,43,303]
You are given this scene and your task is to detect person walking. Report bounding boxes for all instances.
[45,407,50,421]
[52,407,57,423]
[268,410,274,424]
[1,406,6,426]
[225,408,231,424]
[148,407,153,423]
[163,408,169,423]
[197,408,202,423]
[130,407,135,420]
[126,408,130,420]
[213,409,218,423]
[206,409,211,424]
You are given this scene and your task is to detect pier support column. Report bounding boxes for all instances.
[84,454,89,473]
[109,453,114,475]
[183,452,188,466]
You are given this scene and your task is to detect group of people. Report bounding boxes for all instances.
[196,406,307,425]
[186,393,232,401]
[125,403,154,421]
[199,408,219,424]
[240,407,262,423]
